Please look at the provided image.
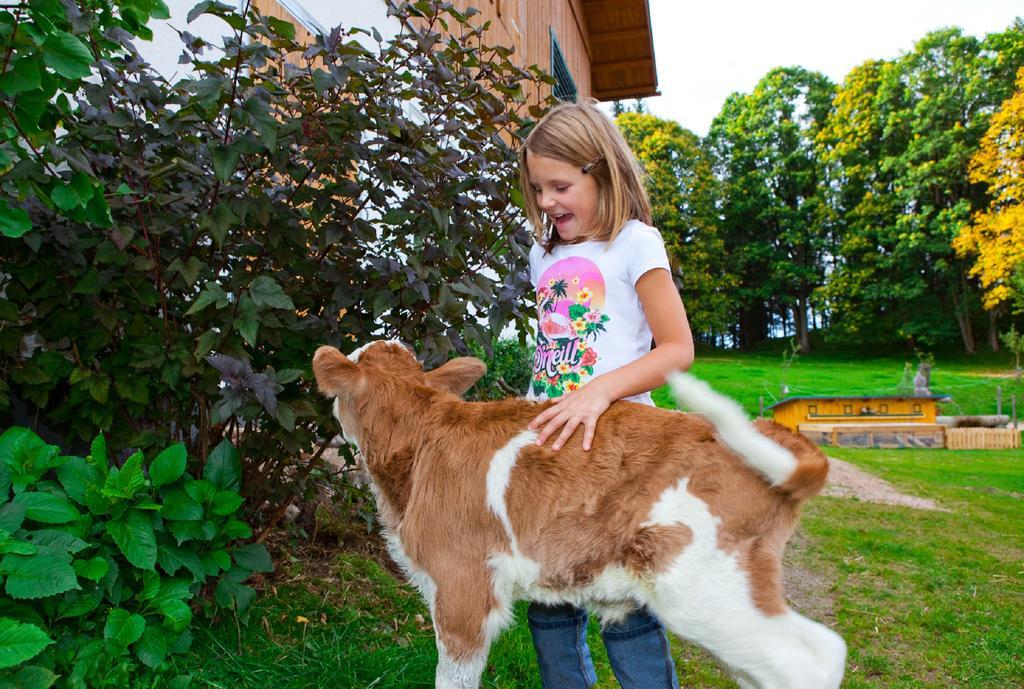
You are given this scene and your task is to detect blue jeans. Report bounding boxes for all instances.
[527,603,680,689]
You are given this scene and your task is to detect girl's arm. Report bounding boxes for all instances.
[528,267,694,451]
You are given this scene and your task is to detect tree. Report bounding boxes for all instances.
[706,67,835,351]
[616,112,734,342]
[953,66,1024,312]
[818,25,1024,352]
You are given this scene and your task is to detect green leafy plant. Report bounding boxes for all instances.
[0,426,270,688]
[0,0,171,238]
[467,338,534,400]
[0,0,554,522]
[1000,324,1023,377]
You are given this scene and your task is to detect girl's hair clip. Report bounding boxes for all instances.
[581,154,604,175]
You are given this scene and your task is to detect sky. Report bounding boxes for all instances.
[643,0,1023,136]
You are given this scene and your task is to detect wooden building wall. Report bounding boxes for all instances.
[449,0,593,104]
[772,397,940,431]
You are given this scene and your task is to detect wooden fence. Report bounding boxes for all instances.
[945,428,1021,450]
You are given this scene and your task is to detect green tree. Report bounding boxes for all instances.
[616,112,734,341]
[706,67,835,351]
[818,24,1024,352]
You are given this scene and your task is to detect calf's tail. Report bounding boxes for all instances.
[666,372,828,500]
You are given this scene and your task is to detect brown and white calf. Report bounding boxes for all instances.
[312,341,846,689]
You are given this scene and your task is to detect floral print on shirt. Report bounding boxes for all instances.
[532,257,610,398]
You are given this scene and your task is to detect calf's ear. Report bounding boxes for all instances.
[425,357,487,396]
[312,346,363,397]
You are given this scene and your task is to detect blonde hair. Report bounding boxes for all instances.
[518,100,652,252]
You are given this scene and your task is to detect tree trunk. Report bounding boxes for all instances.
[950,275,976,354]
[793,297,811,353]
[739,304,768,349]
[988,308,1000,352]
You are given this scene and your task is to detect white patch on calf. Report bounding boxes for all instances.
[643,478,846,688]
[348,339,408,362]
[484,430,538,554]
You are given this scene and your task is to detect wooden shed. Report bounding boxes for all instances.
[768,395,950,449]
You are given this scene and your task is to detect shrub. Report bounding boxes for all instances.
[468,337,534,400]
[0,426,270,688]
[0,0,553,519]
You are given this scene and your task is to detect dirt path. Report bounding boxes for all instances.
[821,456,945,511]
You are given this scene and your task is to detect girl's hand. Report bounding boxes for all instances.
[528,381,613,452]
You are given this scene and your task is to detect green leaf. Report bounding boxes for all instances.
[167,521,204,545]
[102,451,146,499]
[195,329,220,359]
[0,617,53,669]
[58,590,102,618]
[51,183,85,211]
[26,529,89,554]
[161,488,203,521]
[104,608,146,648]
[220,519,251,539]
[209,549,231,572]
[42,31,94,79]
[266,15,296,40]
[90,434,109,470]
[234,295,259,345]
[56,456,100,504]
[149,443,186,489]
[210,489,243,516]
[183,479,215,505]
[0,57,42,96]
[0,503,26,532]
[158,599,192,633]
[73,556,109,582]
[12,493,81,524]
[106,510,157,570]
[156,544,204,581]
[135,624,171,668]
[249,275,294,310]
[82,371,110,402]
[185,283,228,316]
[0,538,35,555]
[214,576,255,613]
[11,664,58,689]
[210,143,240,181]
[152,577,193,606]
[203,440,240,492]
[0,200,31,238]
[1,553,80,599]
[232,543,272,573]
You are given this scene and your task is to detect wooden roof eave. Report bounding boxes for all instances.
[583,0,659,101]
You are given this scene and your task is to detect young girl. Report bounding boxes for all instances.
[520,100,695,688]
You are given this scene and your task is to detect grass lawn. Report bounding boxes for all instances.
[651,343,1024,419]
[176,446,1023,688]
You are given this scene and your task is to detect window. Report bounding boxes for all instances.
[550,29,577,101]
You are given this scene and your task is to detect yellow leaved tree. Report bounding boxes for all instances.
[954,66,1024,310]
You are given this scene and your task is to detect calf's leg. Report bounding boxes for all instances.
[431,582,504,689]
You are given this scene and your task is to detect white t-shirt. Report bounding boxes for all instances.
[527,219,672,406]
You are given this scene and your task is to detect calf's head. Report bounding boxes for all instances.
[311,340,487,452]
